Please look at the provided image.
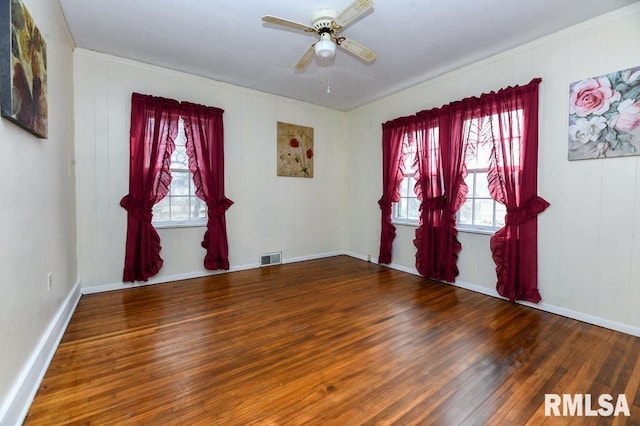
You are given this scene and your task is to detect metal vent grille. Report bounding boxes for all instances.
[260,252,282,266]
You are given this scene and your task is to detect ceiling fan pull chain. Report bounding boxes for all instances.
[318,58,324,83]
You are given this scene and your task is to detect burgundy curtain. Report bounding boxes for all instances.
[483,78,549,302]
[413,104,470,282]
[181,101,233,270]
[378,117,413,264]
[380,78,547,301]
[120,93,180,282]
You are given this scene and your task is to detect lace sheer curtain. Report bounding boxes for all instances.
[120,93,180,282]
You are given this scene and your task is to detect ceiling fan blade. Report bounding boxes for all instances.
[262,15,316,34]
[333,0,374,29]
[338,37,376,62]
[295,45,316,71]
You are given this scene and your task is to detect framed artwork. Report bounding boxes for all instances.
[0,0,47,138]
[277,121,314,177]
[568,65,640,160]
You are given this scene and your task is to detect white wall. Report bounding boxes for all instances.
[346,4,640,331]
[0,0,76,418]
[74,50,349,289]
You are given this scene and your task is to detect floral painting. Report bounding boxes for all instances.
[277,121,314,177]
[0,0,48,138]
[568,66,640,160]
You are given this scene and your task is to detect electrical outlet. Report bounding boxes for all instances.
[47,272,52,292]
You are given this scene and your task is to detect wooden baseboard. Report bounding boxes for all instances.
[379,258,640,337]
[81,251,345,295]
[0,281,81,426]
[454,280,640,337]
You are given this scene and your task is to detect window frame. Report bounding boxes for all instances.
[391,117,512,234]
[152,118,207,229]
[393,136,421,226]
[456,166,505,235]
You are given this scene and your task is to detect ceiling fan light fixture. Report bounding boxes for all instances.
[262,0,376,71]
[314,33,336,59]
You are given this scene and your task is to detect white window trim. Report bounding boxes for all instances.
[391,215,418,227]
[152,118,207,228]
[391,170,503,234]
[391,216,500,235]
[457,166,503,233]
[456,223,499,235]
[154,219,207,229]
[390,114,516,234]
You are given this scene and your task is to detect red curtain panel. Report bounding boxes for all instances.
[483,78,549,303]
[120,93,180,282]
[181,102,233,270]
[413,104,470,283]
[378,117,413,264]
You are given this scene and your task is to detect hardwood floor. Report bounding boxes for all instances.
[26,256,640,425]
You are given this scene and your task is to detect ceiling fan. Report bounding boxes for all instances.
[262,0,376,71]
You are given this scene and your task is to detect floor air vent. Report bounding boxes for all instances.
[260,252,282,267]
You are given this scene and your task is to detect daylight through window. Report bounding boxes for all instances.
[153,118,207,226]
[392,110,522,232]
[394,135,420,223]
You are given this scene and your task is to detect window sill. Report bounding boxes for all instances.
[392,219,419,227]
[153,220,207,229]
[391,220,498,236]
[457,226,498,236]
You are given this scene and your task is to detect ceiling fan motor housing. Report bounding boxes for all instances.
[312,8,338,33]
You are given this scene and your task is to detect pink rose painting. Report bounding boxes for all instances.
[277,121,314,177]
[569,65,640,160]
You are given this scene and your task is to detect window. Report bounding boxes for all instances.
[457,139,506,232]
[153,118,207,227]
[394,135,420,223]
[392,111,522,233]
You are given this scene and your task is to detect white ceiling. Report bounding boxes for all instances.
[58,0,637,111]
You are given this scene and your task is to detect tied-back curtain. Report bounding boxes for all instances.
[483,78,549,302]
[413,105,470,282]
[181,102,233,270]
[120,93,181,282]
[379,78,547,302]
[378,118,413,264]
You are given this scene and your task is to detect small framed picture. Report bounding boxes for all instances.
[277,121,314,177]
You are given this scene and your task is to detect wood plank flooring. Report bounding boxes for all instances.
[25,256,640,425]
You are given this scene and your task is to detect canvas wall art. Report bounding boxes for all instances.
[0,0,47,138]
[568,65,640,160]
[277,121,314,177]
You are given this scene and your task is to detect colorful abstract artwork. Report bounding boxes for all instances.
[568,66,640,160]
[0,0,47,138]
[277,121,314,177]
